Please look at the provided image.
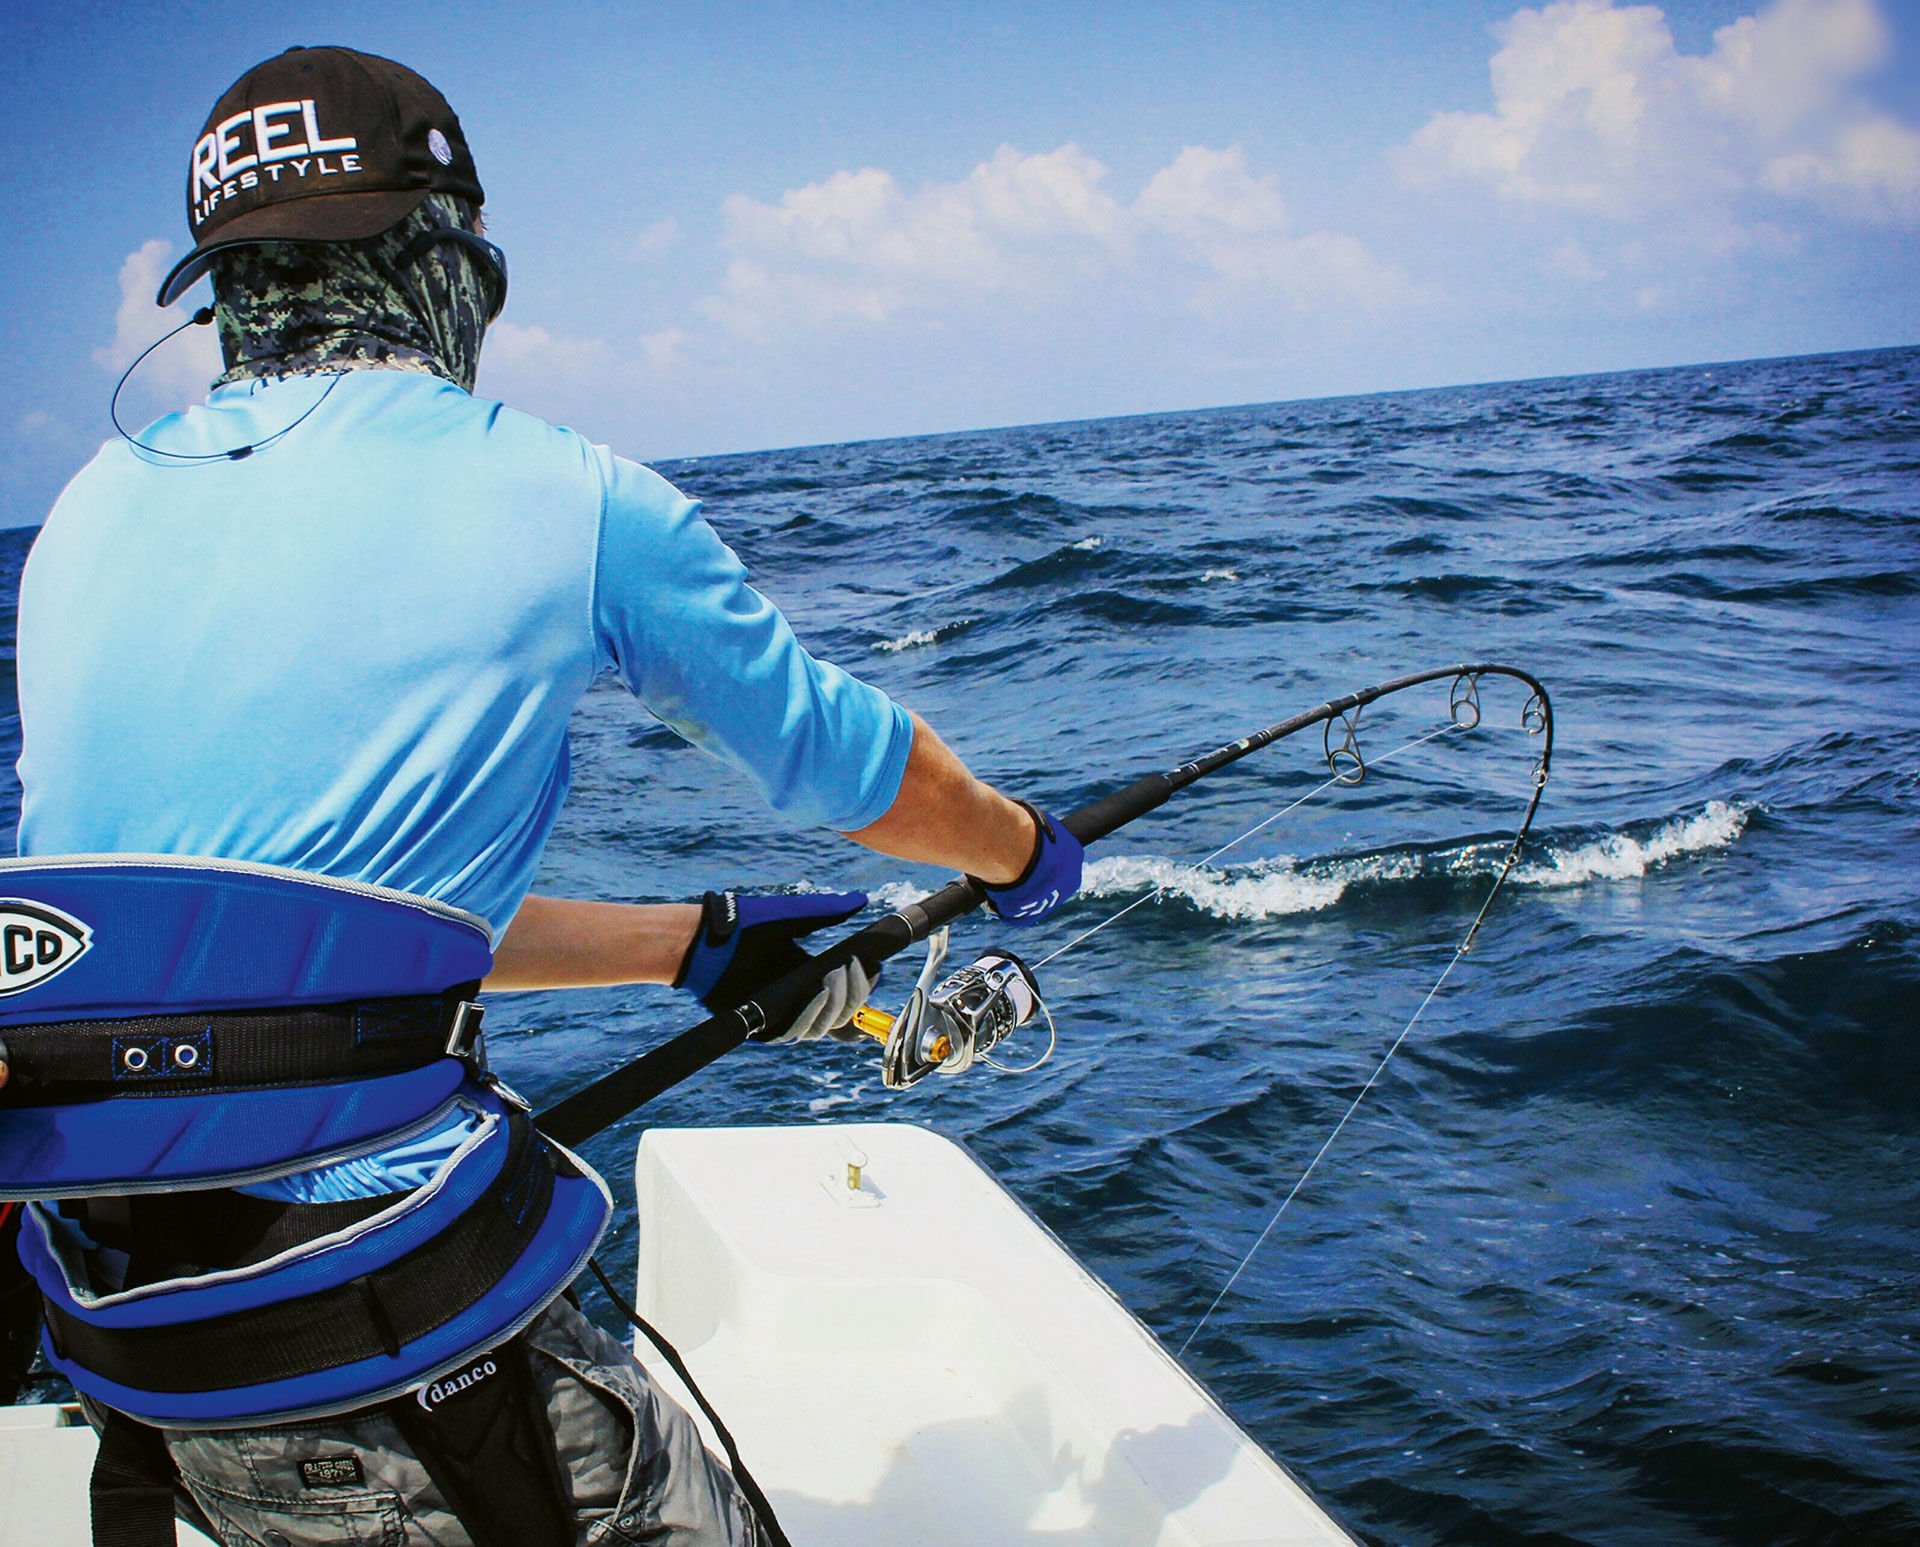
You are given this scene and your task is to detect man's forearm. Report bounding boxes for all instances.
[490,713,1053,994]
[485,896,701,991]
[841,712,1036,885]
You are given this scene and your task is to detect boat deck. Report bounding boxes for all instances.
[628,1123,1349,1545]
[0,1122,1350,1544]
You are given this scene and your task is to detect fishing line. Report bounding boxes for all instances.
[947,718,1471,1085]
[978,995,1057,1074]
[539,663,1554,1151]
[1034,719,1466,973]
[1176,768,1540,1357]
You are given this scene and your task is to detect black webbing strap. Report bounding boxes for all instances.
[388,1334,574,1547]
[67,1189,396,1289]
[0,985,480,1108]
[44,1114,559,1395]
[587,1258,792,1547]
[0,1203,38,1405]
[89,1408,177,1547]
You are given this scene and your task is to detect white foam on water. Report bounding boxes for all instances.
[873,616,976,653]
[870,879,932,912]
[805,1068,867,1115]
[1079,852,1415,921]
[1072,535,1104,550]
[1201,568,1239,582]
[863,802,1753,924]
[1517,800,1752,886]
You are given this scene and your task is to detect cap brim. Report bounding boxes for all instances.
[156,187,432,306]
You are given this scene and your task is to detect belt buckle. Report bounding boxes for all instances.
[444,1000,487,1072]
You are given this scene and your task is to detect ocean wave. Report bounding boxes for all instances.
[1076,853,1391,919]
[862,804,1756,925]
[1513,801,1750,886]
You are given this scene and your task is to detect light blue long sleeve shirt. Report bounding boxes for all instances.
[16,369,913,1198]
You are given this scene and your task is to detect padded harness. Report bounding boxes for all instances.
[0,856,609,1545]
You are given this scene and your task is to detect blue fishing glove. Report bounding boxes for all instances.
[979,803,1084,925]
[675,891,875,1043]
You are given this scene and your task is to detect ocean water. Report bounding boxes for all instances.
[4,345,1917,1544]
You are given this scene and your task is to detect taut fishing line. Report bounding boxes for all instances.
[1033,718,1467,973]
[538,663,1554,1159]
[843,679,1546,1350]
[1009,711,1517,1351]
[527,664,1552,1547]
[1175,853,1520,1357]
[966,720,1468,1087]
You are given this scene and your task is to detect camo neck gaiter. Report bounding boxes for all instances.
[209,192,491,392]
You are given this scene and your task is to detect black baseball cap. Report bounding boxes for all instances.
[156,46,484,306]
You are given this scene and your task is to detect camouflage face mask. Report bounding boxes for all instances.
[208,192,493,392]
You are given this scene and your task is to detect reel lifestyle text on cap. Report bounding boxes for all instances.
[156,45,484,307]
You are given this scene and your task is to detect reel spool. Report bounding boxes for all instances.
[853,928,1049,1089]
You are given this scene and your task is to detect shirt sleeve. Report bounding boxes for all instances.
[589,449,913,830]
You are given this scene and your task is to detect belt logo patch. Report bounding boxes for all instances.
[0,901,93,996]
[417,1356,499,1411]
[299,1455,365,1489]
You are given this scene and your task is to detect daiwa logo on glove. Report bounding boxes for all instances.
[0,900,92,995]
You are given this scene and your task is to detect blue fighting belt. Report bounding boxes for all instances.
[0,856,610,1425]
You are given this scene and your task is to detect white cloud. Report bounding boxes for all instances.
[484,320,617,378]
[1399,0,1920,227]
[474,319,698,438]
[637,328,687,374]
[701,141,1405,340]
[476,320,623,424]
[1137,146,1412,309]
[1764,116,1920,218]
[95,239,222,404]
[702,146,1131,338]
[628,217,681,260]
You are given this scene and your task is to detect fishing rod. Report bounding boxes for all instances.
[538,662,1552,1149]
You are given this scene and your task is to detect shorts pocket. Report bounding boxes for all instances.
[172,1475,406,1547]
[526,1298,754,1545]
[166,1414,424,1547]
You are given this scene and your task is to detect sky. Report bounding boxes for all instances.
[2,0,1916,523]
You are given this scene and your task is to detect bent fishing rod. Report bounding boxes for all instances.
[538,662,1553,1150]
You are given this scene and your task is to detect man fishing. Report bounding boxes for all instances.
[3,45,1081,1547]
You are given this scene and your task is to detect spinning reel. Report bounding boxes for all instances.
[852,928,1053,1089]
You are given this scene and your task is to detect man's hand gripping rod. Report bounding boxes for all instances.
[536,664,1553,1150]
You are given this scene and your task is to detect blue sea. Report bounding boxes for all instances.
[4,346,1916,1544]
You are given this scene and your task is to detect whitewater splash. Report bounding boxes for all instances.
[867,802,1752,923]
[1513,799,1750,886]
[1077,853,1402,920]
[874,617,976,653]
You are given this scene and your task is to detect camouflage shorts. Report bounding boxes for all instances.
[102,1295,769,1547]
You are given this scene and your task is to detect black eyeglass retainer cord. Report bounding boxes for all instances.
[109,227,507,464]
[108,307,344,465]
